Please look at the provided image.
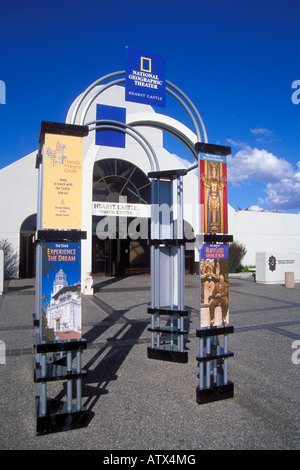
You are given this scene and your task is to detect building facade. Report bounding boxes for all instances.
[0,80,299,282]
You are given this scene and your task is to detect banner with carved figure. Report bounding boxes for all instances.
[199,153,228,234]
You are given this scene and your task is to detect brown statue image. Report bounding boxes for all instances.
[201,162,226,233]
[200,257,229,328]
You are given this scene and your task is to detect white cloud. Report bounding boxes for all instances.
[227,138,249,150]
[263,172,300,211]
[249,127,280,144]
[250,127,273,137]
[227,141,300,211]
[172,154,189,168]
[227,145,293,186]
[171,153,198,174]
[247,205,265,211]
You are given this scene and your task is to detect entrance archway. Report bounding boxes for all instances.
[92,158,151,276]
[65,70,208,284]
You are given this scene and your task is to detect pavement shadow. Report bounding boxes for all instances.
[92,274,134,292]
[53,298,149,420]
[82,320,147,413]
[51,292,193,426]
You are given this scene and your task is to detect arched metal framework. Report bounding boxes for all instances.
[68,70,208,169]
[87,121,160,171]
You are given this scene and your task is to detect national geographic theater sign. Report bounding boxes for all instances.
[125,47,166,107]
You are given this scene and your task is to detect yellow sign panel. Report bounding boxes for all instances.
[42,133,83,230]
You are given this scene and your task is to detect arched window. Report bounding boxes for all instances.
[93,158,151,204]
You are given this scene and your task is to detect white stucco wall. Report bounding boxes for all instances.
[228,205,300,266]
[256,252,300,284]
[0,83,299,280]
[0,150,38,268]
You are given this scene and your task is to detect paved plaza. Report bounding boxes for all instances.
[0,274,299,450]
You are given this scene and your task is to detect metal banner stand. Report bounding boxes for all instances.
[33,122,91,434]
[147,168,189,363]
[196,234,234,404]
[195,143,235,404]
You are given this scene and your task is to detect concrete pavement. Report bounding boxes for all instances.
[0,274,299,450]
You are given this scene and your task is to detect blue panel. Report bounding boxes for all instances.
[125,47,166,108]
[95,104,126,148]
[201,244,229,260]
[200,152,227,164]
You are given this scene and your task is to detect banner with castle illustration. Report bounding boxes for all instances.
[42,133,83,230]
[200,244,229,328]
[199,153,228,234]
[40,242,82,341]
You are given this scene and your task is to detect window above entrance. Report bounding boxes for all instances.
[93,158,151,205]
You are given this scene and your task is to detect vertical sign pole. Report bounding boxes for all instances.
[67,351,73,412]
[147,169,188,363]
[35,150,47,416]
[40,353,47,416]
[35,153,43,363]
[177,174,185,353]
[170,181,174,350]
[150,178,156,349]
[195,142,234,404]
[224,333,228,384]
[34,122,90,434]
[197,153,205,394]
[76,350,82,411]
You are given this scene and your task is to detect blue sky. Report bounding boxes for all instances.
[0,0,299,213]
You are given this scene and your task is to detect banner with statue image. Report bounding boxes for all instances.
[199,153,228,234]
[200,244,229,328]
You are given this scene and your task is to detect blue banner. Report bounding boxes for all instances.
[201,244,229,259]
[199,152,227,164]
[125,47,166,107]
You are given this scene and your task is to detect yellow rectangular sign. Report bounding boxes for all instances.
[42,133,83,230]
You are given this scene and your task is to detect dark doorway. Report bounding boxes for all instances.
[92,228,150,277]
[92,158,151,277]
[92,237,128,277]
[185,249,195,274]
[19,214,36,278]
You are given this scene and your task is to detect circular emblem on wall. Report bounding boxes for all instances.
[268,255,277,272]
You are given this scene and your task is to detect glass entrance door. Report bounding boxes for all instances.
[92,236,130,277]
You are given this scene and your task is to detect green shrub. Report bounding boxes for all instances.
[229,241,247,273]
[0,239,19,279]
[241,265,255,272]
